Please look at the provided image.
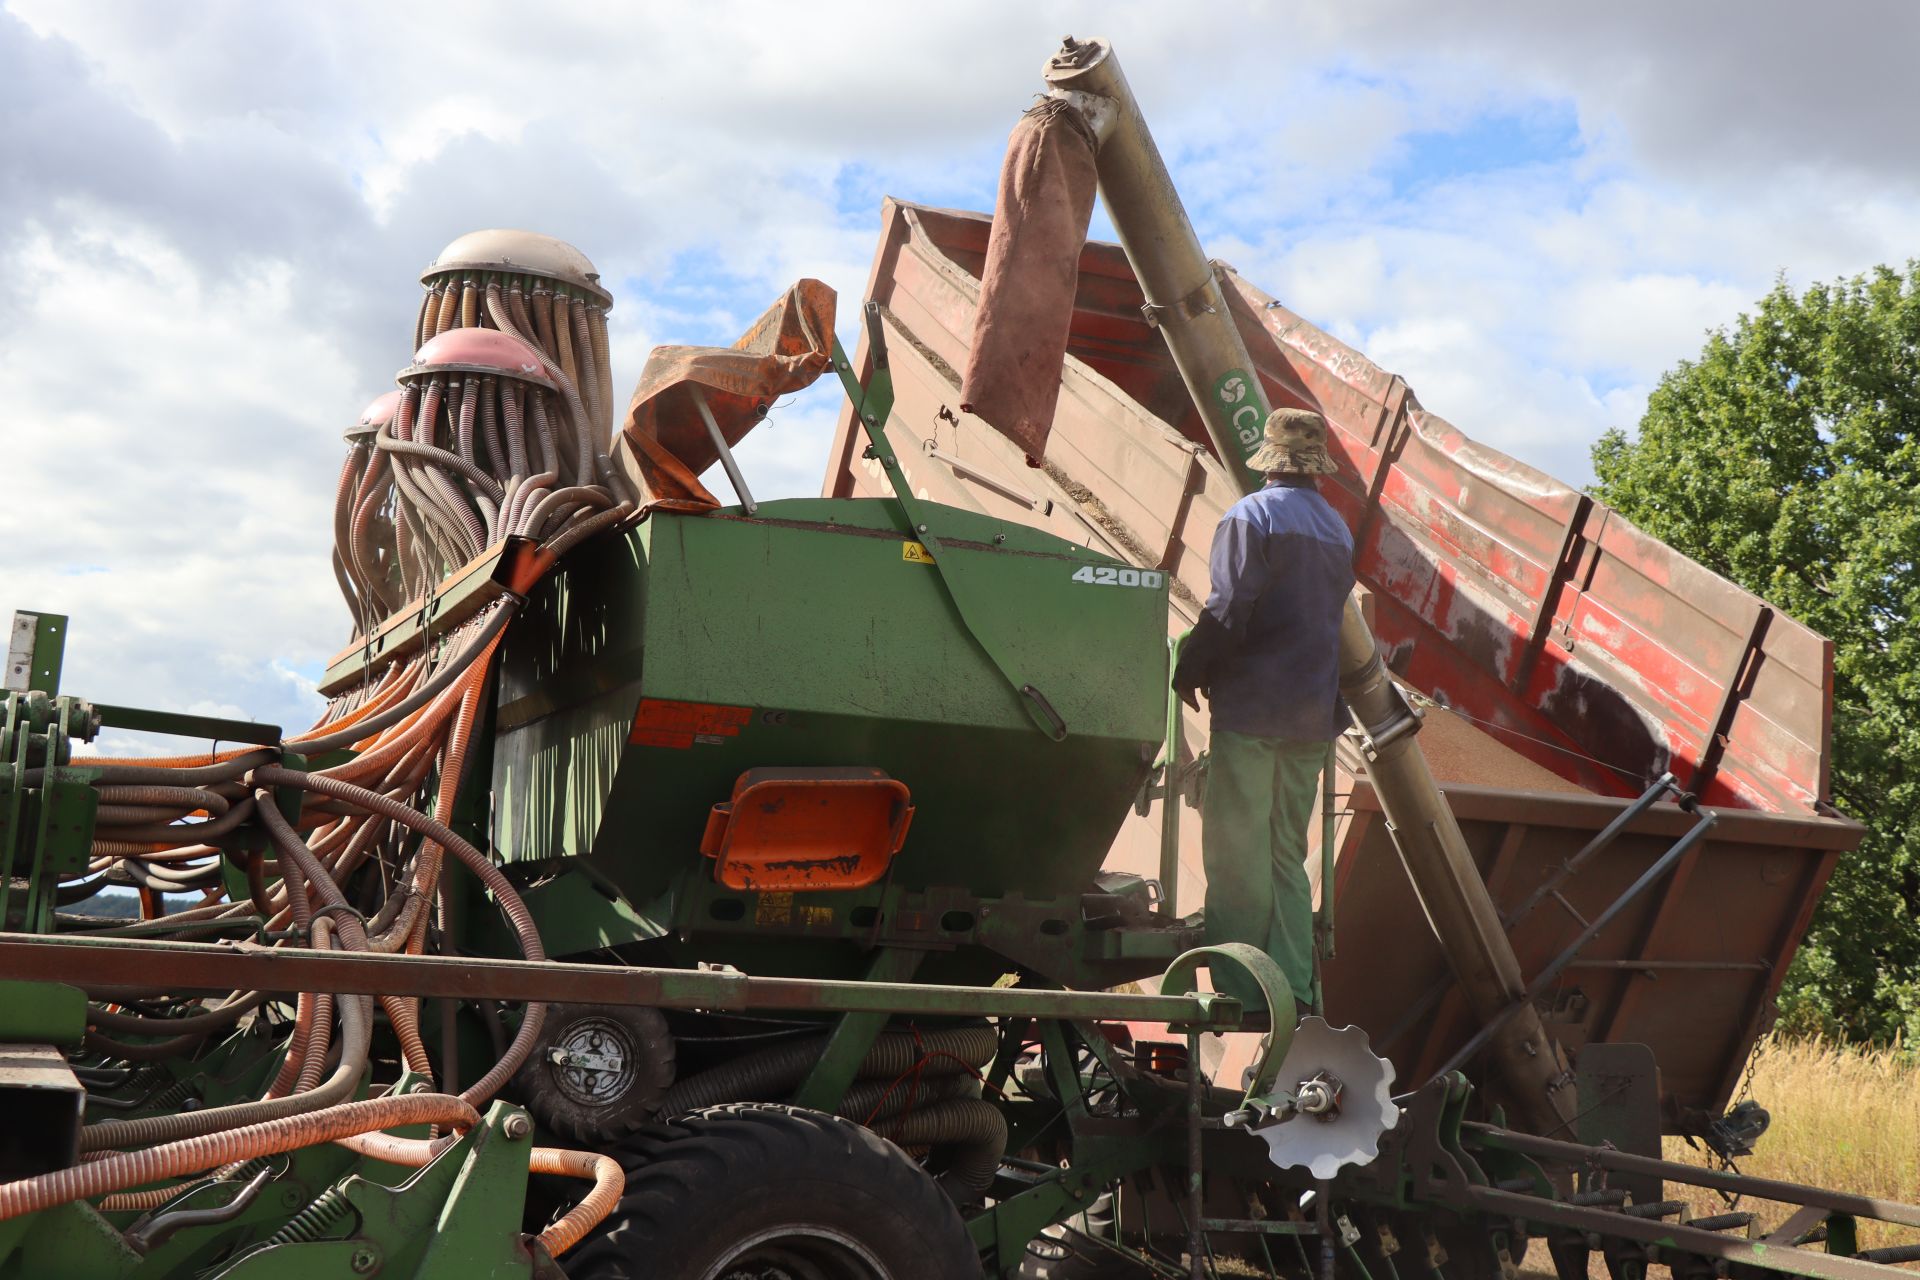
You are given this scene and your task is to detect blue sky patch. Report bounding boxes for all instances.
[1387,102,1583,196]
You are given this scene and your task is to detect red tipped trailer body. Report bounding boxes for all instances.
[824,199,1862,1127]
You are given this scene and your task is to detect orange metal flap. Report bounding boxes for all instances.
[700,767,913,892]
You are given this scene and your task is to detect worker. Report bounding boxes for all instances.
[1173,407,1354,1017]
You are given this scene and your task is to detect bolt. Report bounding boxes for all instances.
[917,524,927,533]
[350,1246,378,1273]
[503,1112,533,1140]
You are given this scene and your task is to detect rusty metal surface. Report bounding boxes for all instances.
[1327,779,1860,1126]
[0,933,1245,1028]
[826,200,1837,819]
[825,199,1863,1123]
[318,536,548,695]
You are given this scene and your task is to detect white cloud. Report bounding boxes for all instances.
[4,0,1918,731]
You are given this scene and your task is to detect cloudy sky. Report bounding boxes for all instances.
[4,1,1918,741]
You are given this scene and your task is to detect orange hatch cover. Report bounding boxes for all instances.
[699,767,914,892]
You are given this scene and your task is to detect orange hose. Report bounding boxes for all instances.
[69,748,254,769]
[383,651,496,1071]
[407,657,493,944]
[531,1147,624,1257]
[97,1177,208,1212]
[434,282,460,337]
[295,658,414,745]
[0,1093,476,1222]
[327,1129,621,1259]
[87,840,176,856]
[267,987,319,1097]
[318,680,462,783]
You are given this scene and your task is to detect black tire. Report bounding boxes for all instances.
[511,1002,673,1143]
[568,1103,982,1280]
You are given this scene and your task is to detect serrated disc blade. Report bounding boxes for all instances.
[1255,1017,1400,1180]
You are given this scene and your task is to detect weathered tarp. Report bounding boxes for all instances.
[615,278,837,512]
[960,99,1098,465]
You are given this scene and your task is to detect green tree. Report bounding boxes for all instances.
[1591,262,1920,1044]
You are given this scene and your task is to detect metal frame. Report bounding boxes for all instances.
[0,933,1250,1028]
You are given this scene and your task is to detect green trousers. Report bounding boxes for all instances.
[1201,729,1324,1013]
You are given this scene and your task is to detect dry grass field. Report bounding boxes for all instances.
[1210,1036,1919,1277]
[1661,1034,1920,1254]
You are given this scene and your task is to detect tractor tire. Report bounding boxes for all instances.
[511,1002,674,1144]
[566,1103,982,1280]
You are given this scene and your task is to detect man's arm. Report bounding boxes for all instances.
[1203,514,1273,632]
[1172,513,1271,708]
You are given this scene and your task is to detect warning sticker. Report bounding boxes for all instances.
[629,698,753,748]
[901,541,936,565]
[755,892,794,927]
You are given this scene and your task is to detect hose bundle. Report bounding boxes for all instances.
[28,229,647,1255]
[333,229,632,636]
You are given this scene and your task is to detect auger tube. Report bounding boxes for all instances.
[1042,34,1575,1134]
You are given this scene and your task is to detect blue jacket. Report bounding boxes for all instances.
[1202,477,1355,741]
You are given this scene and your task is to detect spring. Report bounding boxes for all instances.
[142,1077,200,1114]
[262,1183,355,1247]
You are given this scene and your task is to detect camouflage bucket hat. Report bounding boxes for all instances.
[1246,407,1337,476]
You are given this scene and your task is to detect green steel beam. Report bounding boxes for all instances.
[790,947,924,1112]
[28,614,63,695]
[93,705,282,746]
[317,536,538,696]
[0,933,1247,1029]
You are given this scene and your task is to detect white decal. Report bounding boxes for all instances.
[1070,566,1164,590]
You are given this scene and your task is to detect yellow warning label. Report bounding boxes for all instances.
[755,892,793,926]
[902,541,936,565]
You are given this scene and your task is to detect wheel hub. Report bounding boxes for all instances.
[547,1016,635,1107]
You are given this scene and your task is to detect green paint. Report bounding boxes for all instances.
[0,980,84,1045]
[1162,942,1295,1101]
[27,613,64,695]
[1212,367,1266,460]
[494,495,1167,923]
[791,948,924,1112]
[93,704,282,746]
[3,694,102,933]
[831,331,1082,741]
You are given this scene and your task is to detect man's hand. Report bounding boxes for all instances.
[1172,672,1203,711]
[1172,610,1233,712]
